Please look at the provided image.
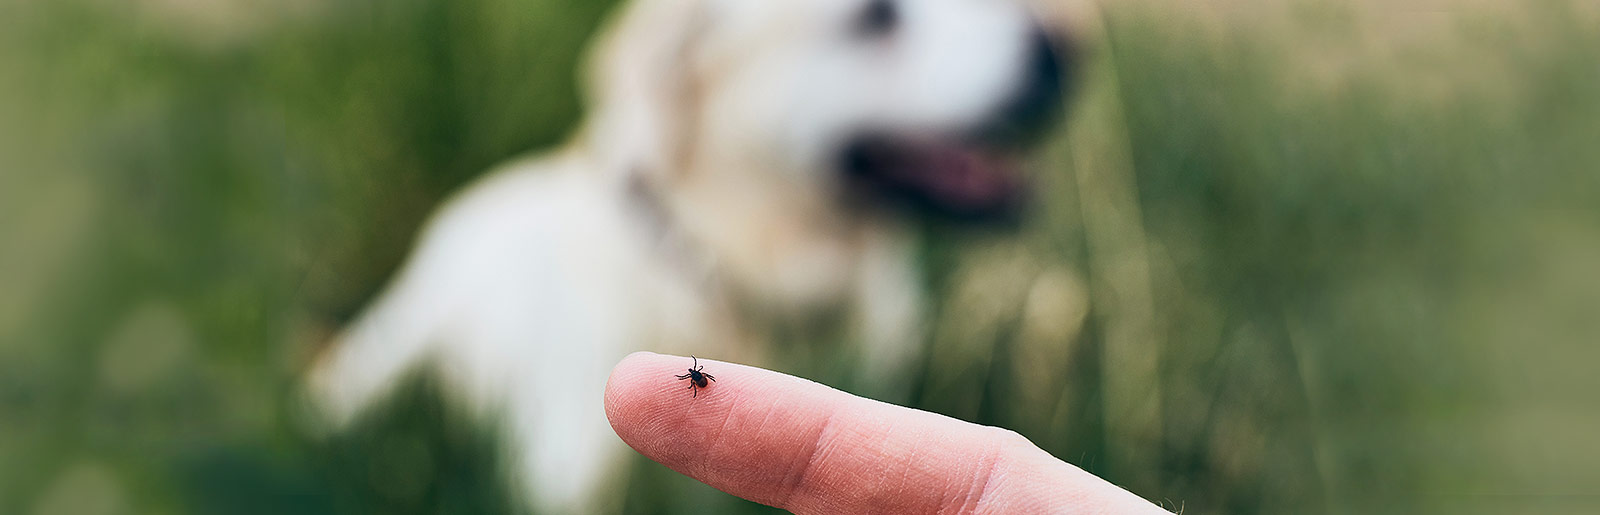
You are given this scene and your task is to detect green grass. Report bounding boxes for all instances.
[2,1,1597,513]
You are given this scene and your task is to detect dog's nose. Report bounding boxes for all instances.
[985,26,1074,144]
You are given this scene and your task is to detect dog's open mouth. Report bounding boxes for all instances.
[833,30,1072,225]
[840,134,1028,224]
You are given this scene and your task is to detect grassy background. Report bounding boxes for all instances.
[2,0,1597,513]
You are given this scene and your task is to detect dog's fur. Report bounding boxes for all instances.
[306,0,1077,511]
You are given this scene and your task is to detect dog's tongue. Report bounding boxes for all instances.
[843,135,1028,221]
[914,145,1024,210]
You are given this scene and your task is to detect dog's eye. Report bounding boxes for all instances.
[855,0,898,38]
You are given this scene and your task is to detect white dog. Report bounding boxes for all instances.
[306,0,1075,511]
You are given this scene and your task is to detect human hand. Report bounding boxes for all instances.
[605,352,1171,514]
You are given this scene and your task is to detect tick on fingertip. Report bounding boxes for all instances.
[675,356,715,398]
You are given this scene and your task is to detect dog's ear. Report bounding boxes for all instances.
[580,0,708,180]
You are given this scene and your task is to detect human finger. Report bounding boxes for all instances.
[604,352,1167,514]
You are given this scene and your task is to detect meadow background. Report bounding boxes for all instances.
[2,0,1597,513]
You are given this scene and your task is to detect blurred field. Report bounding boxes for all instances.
[2,0,1597,514]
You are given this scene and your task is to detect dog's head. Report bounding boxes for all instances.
[583,0,1077,224]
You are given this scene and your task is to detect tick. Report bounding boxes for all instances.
[676,356,716,398]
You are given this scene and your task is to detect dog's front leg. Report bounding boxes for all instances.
[851,225,926,402]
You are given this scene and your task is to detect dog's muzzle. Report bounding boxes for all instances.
[839,27,1074,225]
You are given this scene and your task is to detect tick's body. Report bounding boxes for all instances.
[676,356,716,398]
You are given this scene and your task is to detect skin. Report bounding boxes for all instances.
[605,352,1173,514]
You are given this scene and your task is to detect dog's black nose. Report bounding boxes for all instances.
[984,27,1074,145]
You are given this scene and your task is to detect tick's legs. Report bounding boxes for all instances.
[676,373,692,379]
[692,386,698,398]
[703,373,715,382]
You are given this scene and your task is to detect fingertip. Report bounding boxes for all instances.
[603,351,661,435]
[610,350,661,380]
[605,351,674,400]
[604,352,742,460]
